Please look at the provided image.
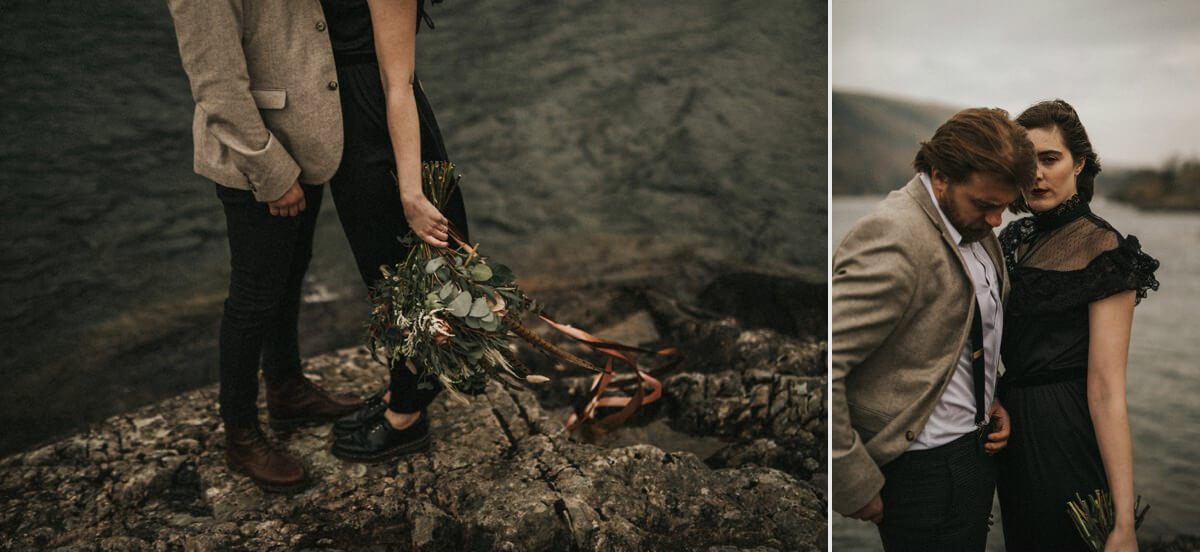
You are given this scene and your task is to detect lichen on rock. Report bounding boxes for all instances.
[1,273,827,550]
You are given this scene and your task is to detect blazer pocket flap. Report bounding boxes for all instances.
[250,89,286,110]
[848,403,892,436]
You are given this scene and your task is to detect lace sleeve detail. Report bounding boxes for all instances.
[1090,234,1160,304]
[1005,231,1160,315]
[998,217,1036,273]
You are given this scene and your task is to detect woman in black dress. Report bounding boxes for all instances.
[318,0,469,461]
[996,100,1158,551]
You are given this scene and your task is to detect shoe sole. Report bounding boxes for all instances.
[224,456,311,494]
[330,433,432,463]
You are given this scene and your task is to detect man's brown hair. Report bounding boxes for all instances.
[913,107,1036,191]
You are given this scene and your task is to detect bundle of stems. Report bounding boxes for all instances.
[1067,489,1150,551]
[367,162,602,401]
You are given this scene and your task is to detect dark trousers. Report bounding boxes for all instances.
[216,182,324,428]
[328,165,466,414]
[877,432,997,552]
[329,62,468,414]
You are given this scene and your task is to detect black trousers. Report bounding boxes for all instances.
[330,61,468,414]
[877,432,997,552]
[216,182,324,428]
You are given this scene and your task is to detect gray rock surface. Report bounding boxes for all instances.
[1,276,827,551]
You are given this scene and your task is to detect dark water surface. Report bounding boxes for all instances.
[0,1,827,454]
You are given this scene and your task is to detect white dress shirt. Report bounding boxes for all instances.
[908,172,1003,450]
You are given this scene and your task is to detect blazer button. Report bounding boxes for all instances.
[327,81,338,90]
[905,431,915,441]
[315,21,326,32]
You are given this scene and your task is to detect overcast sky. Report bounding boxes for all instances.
[833,0,1200,167]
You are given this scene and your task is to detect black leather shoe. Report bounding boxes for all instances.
[332,390,388,437]
[331,410,430,462]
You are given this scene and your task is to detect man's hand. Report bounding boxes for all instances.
[268,181,306,217]
[848,493,884,524]
[984,398,1011,454]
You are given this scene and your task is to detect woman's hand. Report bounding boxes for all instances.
[1104,525,1138,552]
[402,192,450,248]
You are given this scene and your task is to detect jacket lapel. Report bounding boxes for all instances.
[904,176,975,285]
[904,174,1009,304]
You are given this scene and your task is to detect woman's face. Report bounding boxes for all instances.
[1023,125,1085,213]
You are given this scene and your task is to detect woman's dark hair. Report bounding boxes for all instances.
[913,107,1036,192]
[1011,99,1102,213]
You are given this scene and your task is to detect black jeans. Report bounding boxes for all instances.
[216,182,324,428]
[877,432,997,551]
[330,62,468,414]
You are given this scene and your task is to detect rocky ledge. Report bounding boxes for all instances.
[0,272,827,551]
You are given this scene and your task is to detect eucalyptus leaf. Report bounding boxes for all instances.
[470,263,493,282]
[447,291,472,317]
[464,316,481,329]
[424,257,446,274]
[438,281,458,300]
[480,311,496,323]
[436,266,452,281]
[468,296,490,317]
[480,316,501,332]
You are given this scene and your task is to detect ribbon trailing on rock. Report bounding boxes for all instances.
[536,315,678,435]
[370,161,679,432]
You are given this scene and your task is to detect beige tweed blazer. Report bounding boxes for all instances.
[830,175,1009,515]
[166,0,343,202]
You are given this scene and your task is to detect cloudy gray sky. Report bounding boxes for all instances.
[834,0,1200,167]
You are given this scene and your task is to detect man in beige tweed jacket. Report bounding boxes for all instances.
[832,108,1036,550]
[166,0,361,492]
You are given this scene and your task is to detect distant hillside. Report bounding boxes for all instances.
[1107,158,1200,210]
[833,90,1200,209]
[832,90,958,195]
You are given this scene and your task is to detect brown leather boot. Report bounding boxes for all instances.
[267,376,363,430]
[224,425,309,493]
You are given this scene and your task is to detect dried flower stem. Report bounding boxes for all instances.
[510,322,600,372]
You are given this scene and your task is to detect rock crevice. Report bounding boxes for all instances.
[2,274,827,550]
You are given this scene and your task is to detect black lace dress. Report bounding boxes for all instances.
[995,196,1159,551]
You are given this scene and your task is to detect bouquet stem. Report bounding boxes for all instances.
[511,322,601,373]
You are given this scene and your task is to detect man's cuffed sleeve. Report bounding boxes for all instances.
[166,0,301,202]
[830,213,918,515]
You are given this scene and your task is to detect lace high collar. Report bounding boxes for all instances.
[1031,194,1090,233]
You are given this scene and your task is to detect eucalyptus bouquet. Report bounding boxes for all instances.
[1067,490,1149,551]
[366,162,602,401]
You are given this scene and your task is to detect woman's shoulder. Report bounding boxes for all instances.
[998,216,1035,270]
[999,216,1035,240]
[1076,212,1160,303]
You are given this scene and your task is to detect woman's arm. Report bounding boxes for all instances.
[366,0,450,247]
[1087,289,1138,551]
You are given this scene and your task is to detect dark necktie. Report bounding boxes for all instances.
[970,297,986,427]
